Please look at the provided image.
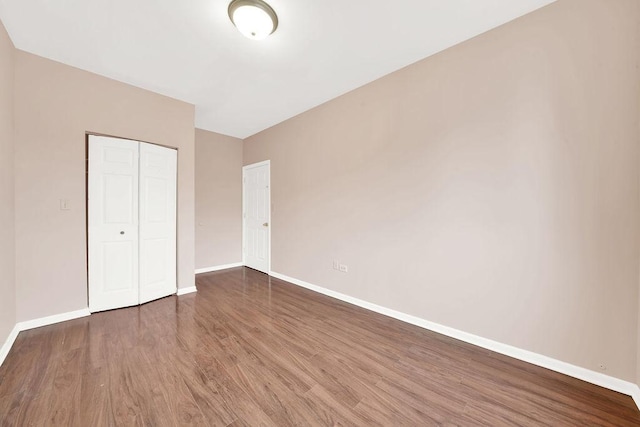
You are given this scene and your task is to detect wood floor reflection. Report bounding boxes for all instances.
[0,267,638,426]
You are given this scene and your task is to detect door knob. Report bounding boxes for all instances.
[120,231,125,235]
[263,223,269,227]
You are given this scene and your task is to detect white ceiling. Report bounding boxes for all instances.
[0,0,556,138]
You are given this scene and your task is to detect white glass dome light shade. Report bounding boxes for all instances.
[232,6,273,39]
[228,0,278,40]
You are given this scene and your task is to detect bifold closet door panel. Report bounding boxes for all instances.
[88,136,140,312]
[139,143,177,304]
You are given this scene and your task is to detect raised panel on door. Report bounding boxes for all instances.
[243,162,270,273]
[139,143,177,304]
[88,135,139,312]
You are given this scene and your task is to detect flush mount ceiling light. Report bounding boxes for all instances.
[228,0,278,40]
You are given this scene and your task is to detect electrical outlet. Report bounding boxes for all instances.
[333,260,339,270]
[59,199,70,211]
[339,264,348,273]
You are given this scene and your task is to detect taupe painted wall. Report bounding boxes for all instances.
[13,51,196,322]
[0,20,15,345]
[195,129,243,269]
[245,0,640,382]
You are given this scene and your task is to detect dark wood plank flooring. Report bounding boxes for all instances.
[0,267,638,426]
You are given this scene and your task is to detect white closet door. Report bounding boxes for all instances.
[88,136,140,312]
[139,143,177,304]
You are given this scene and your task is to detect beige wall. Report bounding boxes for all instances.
[13,51,195,322]
[195,129,243,269]
[0,20,15,345]
[245,0,640,382]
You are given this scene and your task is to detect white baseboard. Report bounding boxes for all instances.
[269,271,640,410]
[177,286,198,296]
[0,324,20,367]
[195,262,243,275]
[16,308,91,331]
[632,385,640,411]
[0,307,91,367]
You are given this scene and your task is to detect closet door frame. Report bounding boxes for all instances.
[86,133,178,313]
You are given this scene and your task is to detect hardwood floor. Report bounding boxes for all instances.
[1,267,638,426]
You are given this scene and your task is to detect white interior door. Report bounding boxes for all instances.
[88,135,177,312]
[243,161,270,273]
[139,143,177,304]
[88,136,140,312]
